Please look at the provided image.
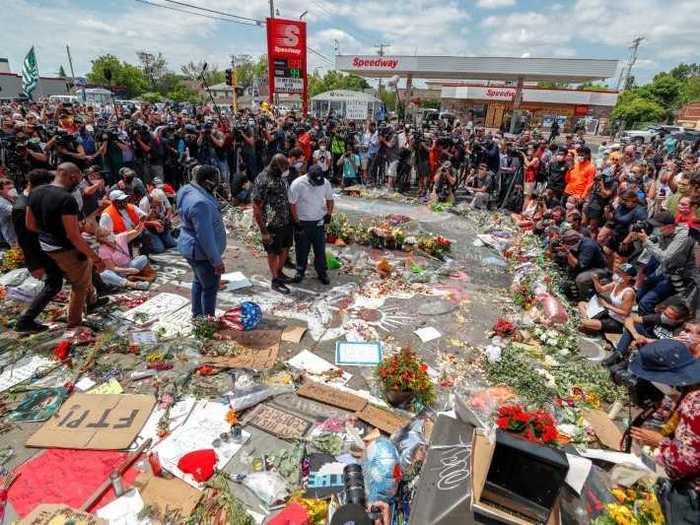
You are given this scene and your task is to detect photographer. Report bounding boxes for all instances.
[197,122,229,197]
[411,131,431,195]
[613,190,648,247]
[626,339,700,523]
[313,137,333,181]
[468,162,496,210]
[632,211,697,314]
[51,130,88,170]
[380,125,399,190]
[521,145,540,209]
[337,145,361,187]
[604,301,691,367]
[94,128,130,186]
[431,161,457,204]
[546,147,569,203]
[0,177,18,247]
[585,165,618,234]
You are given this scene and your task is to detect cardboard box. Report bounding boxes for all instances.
[470,430,561,525]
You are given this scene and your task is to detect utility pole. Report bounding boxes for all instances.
[65,44,83,102]
[269,0,274,18]
[230,55,238,113]
[375,43,390,99]
[617,36,645,91]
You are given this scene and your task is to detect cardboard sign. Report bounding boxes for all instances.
[583,409,623,451]
[26,393,156,450]
[297,381,408,434]
[356,404,408,435]
[215,328,282,349]
[200,344,279,370]
[297,381,366,412]
[136,474,202,520]
[281,325,307,343]
[122,292,189,325]
[304,453,345,499]
[244,403,311,440]
[18,504,106,525]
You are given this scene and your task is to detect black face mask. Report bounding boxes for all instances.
[269,167,282,178]
[308,171,324,186]
[199,179,216,193]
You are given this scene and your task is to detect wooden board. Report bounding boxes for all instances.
[297,381,367,412]
[244,403,311,440]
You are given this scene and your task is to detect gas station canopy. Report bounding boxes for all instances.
[335,55,619,82]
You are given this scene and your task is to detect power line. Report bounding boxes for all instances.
[307,0,374,47]
[308,47,334,66]
[133,0,260,26]
[158,0,263,23]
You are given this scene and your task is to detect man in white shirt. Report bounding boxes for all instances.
[288,165,334,285]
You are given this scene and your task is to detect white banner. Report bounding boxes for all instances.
[345,99,368,120]
[274,76,303,94]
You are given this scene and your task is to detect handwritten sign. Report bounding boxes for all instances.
[409,415,475,525]
[244,404,311,440]
[27,394,156,450]
[122,293,189,325]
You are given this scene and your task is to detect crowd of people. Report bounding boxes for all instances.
[2,97,700,516]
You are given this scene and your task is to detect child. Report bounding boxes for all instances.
[674,196,698,229]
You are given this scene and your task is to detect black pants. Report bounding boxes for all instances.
[295,221,327,278]
[19,259,63,324]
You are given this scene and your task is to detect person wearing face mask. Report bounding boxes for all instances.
[563,146,596,200]
[578,263,636,335]
[546,148,569,203]
[613,190,648,247]
[604,301,691,367]
[252,154,294,294]
[26,162,107,329]
[626,337,700,522]
[312,138,332,180]
[632,211,697,314]
[286,147,305,185]
[176,165,227,317]
[289,165,334,286]
[556,229,607,299]
[0,178,19,247]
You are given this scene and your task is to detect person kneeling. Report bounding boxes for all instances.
[578,263,636,335]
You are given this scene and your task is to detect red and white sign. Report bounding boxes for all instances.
[350,56,400,70]
[483,87,517,100]
[267,18,307,113]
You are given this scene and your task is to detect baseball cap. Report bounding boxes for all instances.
[617,262,638,277]
[648,211,675,227]
[109,190,129,201]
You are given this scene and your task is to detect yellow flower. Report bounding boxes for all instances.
[225,409,239,426]
[611,488,628,503]
[607,504,638,525]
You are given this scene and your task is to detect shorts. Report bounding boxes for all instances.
[417,161,430,179]
[360,153,369,170]
[387,160,399,178]
[263,224,293,255]
[593,311,624,333]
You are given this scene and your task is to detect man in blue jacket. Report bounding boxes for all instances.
[176,165,227,318]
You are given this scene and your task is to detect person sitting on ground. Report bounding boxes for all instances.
[432,161,457,204]
[628,338,700,521]
[513,194,546,229]
[112,167,146,202]
[468,162,495,210]
[555,229,607,299]
[604,301,691,367]
[138,189,176,253]
[577,263,636,334]
[95,225,150,291]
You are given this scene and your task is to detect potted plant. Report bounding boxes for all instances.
[376,348,436,409]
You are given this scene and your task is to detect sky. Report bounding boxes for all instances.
[1,0,698,86]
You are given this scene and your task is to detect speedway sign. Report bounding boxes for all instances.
[267,17,308,111]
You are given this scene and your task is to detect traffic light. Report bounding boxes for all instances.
[235,86,245,97]
[225,69,233,86]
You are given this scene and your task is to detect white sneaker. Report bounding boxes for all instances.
[132,281,150,290]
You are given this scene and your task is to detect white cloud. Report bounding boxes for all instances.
[477,0,516,8]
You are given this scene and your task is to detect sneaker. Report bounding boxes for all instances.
[602,352,625,368]
[271,279,290,295]
[132,281,150,291]
[86,297,110,314]
[15,319,49,333]
[278,272,294,284]
[318,274,330,285]
[291,273,304,284]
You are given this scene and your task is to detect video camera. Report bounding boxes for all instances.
[610,362,664,408]
[329,465,382,525]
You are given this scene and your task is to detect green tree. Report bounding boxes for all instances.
[180,60,225,85]
[612,91,666,128]
[640,73,683,109]
[682,76,700,104]
[537,81,570,89]
[669,63,700,82]
[138,91,165,103]
[308,70,370,98]
[578,81,610,91]
[86,54,148,98]
[137,51,168,91]
[420,98,441,109]
[166,83,202,103]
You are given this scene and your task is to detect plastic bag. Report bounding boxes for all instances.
[243,471,289,506]
[0,268,29,287]
[7,277,44,303]
[326,253,342,270]
[226,384,292,412]
[362,437,400,503]
[537,293,569,325]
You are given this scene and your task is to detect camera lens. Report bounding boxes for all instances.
[343,464,366,507]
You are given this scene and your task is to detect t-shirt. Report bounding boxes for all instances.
[313,150,332,172]
[288,175,334,222]
[342,154,361,181]
[28,184,79,251]
[251,169,291,230]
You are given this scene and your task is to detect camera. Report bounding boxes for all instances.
[328,464,381,525]
[631,220,651,234]
[610,363,664,407]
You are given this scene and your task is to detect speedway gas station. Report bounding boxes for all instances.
[335,55,620,132]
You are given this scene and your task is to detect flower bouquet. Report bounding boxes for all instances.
[418,235,452,259]
[496,404,559,445]
[592,483,664,525]
[492,318,515,337]
[376,348,436,409]
[326,214,348,244]
[0,247,24,272]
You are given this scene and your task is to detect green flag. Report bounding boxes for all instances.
[21,46,40,99]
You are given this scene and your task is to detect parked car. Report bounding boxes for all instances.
[621,126,661,144]
[671,129,700,142]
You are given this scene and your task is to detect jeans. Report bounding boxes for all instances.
[100,270,128,288]
[18,260,63,324]
[48,249,96,327]
[130,255,149,271]
[638,271,674,314]
[187,258,220,317]
[615,324,655,355]
[295,221,327,278]
[142,229,176,254]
